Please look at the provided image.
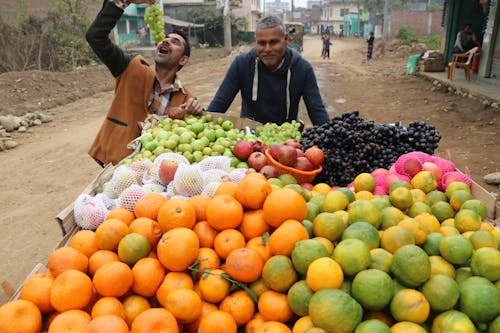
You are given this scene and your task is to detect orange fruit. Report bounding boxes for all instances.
[157,198,197,232]
[220,290,256,326]
[185,301,218,333]
[117,232,151,266]
[258,290,293,323]
[188,194,212,222]
[0,299,42,333]
[380,225,415,254]
[134,192,167,220]
[255,321,292,333]
[88,250,120,276]
[93,261,133,297]
[165,287,202,324]
[263,188,307,228]
[193,221,219,248]
[122,294,151,327]
[198,310,238,333]
[268,219,309,256]
[214,181,238,197]
[246,312,266,332]
[48,246,89,277]
[19,272,55,314]
[306,257,344,291]
[130,308,179,333]
[106,207,135,225]
[234,175,272,209]
[69,230,99,258]
[128,217,163,248]
[86,315,129,333]
[157,227,200,271]
[213,228,246,259]
[94,218,129,251]
[353,172,376,192]
[156,271,194,307]
[238,209,271,241]
[195,247,221,279]
[246,236,272,262]
[198,268,231,303]
[390,289,430,324]
[206,194,244,230]
[131,257,166,297]
[91,297,126,319]
[225,247,264,283]
[50,269,94,312]
[46,309,91,333]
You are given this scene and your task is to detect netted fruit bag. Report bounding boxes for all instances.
[108,165,142,197]
[143,152,190,186]
[73,194,109,230]
[115,184,147,212]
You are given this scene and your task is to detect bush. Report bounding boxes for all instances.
[396,25,417,40]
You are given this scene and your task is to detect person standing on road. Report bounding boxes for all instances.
[322,33,331,59]
[207,15,329,127]
[366,32,374,61]
[86,0,203,167]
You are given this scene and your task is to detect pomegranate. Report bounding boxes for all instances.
[247,151,268,171]
[277,145,297,167]
[304,146,325,167]
[233,140,254,161]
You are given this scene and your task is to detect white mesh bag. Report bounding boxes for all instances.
[109,165,141,197]
[116,184,146,212]
[142,183,166,193]
[201,182,222,197]
[101,181,117,199]
[144,153,189,186]
[165,182,176,198]
[202,169,230,185]
[229,168,248,184]
[197,156,231,172]
[73,193,109,230]
[95,193,116,210]
[173,163,204,197]
[128,158,153,180]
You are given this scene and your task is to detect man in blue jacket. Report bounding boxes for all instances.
[207,15,330,127]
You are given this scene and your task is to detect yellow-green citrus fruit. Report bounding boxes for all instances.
[320,190,349,213]
[333,239,372,276]
[390,289,430,324]
[369,248,393,273]
[354,319,390,333]
[287,280,314,316]
[422,232,444,256]
[347,199,381,228]
[291,239,329,276]
[351,269,394,311]
[308,289,363,333]
[431,310,477,333]
[391,245,430,288]
[341,222,380,250]
[421,274,460,312]
[439,235,473,265]
[470,247,500,281]
[458,276,500,324]
[312,212,346,243]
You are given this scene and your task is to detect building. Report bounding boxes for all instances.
[264,0,291,17]
[320,0,365,36]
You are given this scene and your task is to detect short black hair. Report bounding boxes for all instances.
[170,29,190,57]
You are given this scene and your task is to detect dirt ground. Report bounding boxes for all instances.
[0,36,499,304]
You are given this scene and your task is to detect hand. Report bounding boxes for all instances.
[182,97,204,116]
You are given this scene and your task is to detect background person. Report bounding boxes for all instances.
[366,32,374,61]
[207,15,329,127]
[453,23,479,53]
[86,0,203,167]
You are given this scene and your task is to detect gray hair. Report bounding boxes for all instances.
[256,16,285,36]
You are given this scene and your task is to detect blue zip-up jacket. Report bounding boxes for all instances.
[207,48,329,126]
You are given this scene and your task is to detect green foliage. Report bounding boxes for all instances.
[0,0,99,73]
[419,35,441,50]
[396,25,417,40]
[187,7,247,47]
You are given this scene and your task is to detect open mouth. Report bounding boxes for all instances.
[158,44,170,54]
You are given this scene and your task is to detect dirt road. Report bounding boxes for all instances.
[1,36,499,304]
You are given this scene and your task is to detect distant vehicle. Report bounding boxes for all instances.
[284,22,304,53]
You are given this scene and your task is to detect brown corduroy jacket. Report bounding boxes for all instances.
[88,55,192,166]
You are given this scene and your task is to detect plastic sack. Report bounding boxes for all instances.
[407,54,421,75]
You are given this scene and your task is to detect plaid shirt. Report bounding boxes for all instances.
[148,76,184,116]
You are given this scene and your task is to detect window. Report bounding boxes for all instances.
[129,20,138,33]
[117,20,127,34]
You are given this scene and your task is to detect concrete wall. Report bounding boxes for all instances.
[0,0,101,21]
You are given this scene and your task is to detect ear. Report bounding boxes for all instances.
[179,55,189,66]
[284,33,289,43]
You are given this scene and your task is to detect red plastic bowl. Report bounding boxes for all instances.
[264,149,323,184]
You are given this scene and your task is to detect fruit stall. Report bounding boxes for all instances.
[1,111,499,333]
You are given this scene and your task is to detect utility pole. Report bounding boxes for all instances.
[223,0,232,55]
[382,0,389,44]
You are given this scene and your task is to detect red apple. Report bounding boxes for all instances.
[259,165,278,178]
[268,144,284,160]
[284,138,301,149]
[233,140,254,161]
[296,148,306,158]
[247,151,268,171]
[293,156,315,171]
[277,145,298,167]
[158,160,179,184]
[304,146,325,167]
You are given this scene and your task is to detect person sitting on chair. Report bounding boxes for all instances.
[453,23,478,53]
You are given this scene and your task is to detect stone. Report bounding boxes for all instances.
[484,172,500,185]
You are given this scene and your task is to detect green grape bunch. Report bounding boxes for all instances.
[144,4,165,43]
